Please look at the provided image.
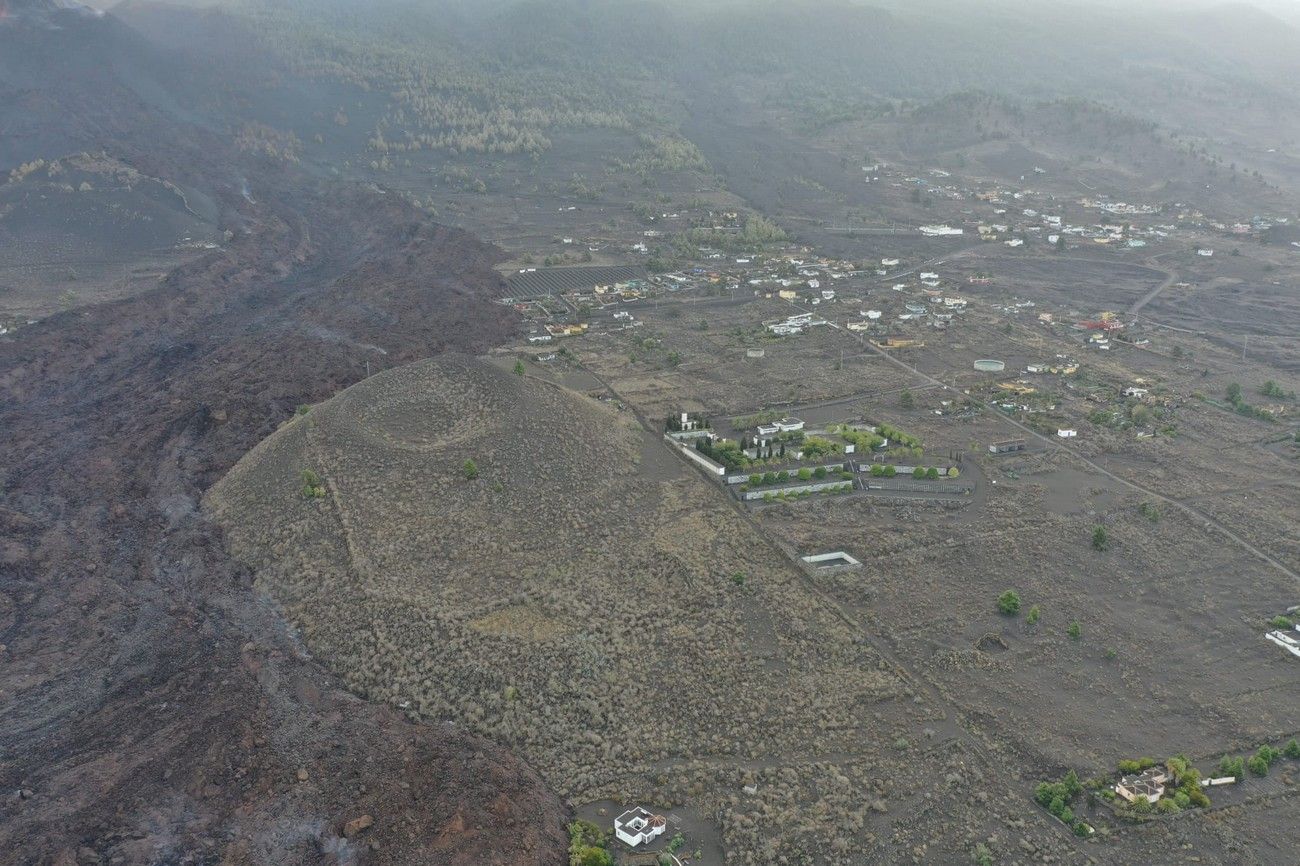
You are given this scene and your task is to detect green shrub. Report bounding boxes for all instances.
[997,590,1021,616]
[300,469,326,499]
[797,467,813,481]
[463,459,479,480]
[1092,525,1109,551]
[927,466,939,479]
[1068,620,1082,640]
[913,466,926,479]
[573,846,613,866]
[1216,755,1245,779]
[1026,605,1040,625]
[1073,821,1090,837]
[1284,738,1300,759]
[813,466,827,479]
[1270,615,1294,629]
[1247,755,1269,776]
[1156,798,1180,814]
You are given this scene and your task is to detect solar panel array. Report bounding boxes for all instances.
[504,265,646,299]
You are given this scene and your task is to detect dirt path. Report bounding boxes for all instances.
[1127,250,1184,316]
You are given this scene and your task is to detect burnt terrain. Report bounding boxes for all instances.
[0,172,569,865]
[0,5,570,855]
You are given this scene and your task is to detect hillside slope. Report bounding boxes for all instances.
[0,174,570,865]
[208,354,1090,863]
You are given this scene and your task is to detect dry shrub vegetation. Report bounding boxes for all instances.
[208,355,977,863]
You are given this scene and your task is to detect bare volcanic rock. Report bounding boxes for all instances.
[0,183,568,866]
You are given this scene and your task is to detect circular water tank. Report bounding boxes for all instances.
[973,359,1005,372]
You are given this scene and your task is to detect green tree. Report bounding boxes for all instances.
[463,459,479,480]
[1282,738,1300,759]
[1092,525,1109,551]
[1026,605,1041,625]
[900,389,915,409]
[997,590,1022,616]
[913,466,926,479]
[1226,382,1243,404]
[1068,620,1082,640]
[513,359,525,376]
[573,847,613,866]
[926,466,939,479]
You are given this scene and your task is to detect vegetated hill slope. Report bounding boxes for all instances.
[0,177,568,865]
[209,355,1036,862]
[877,93,1281,203]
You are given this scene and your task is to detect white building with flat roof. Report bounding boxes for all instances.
[614,807,666,847]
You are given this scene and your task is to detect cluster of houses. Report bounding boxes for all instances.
[767,311,827,336]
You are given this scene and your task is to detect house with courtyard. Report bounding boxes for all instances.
[1114,768,1169,805]
[614,807,667,848]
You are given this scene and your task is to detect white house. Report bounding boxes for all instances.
[775,418,805,433]
[1057,428,1078,439]
[881,257,900,266]
[1197,248,1214,257]
[614,807,667,847]
[1122,387,1148,398]
[1115,769,1168,805]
